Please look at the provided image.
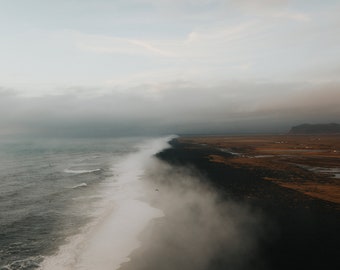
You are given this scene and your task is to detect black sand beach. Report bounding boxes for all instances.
[120,138,339,270]
[159,139,339,269]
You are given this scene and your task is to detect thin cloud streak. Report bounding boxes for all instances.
[75,32,175,57]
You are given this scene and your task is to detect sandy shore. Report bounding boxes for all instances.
[119,135,339,270]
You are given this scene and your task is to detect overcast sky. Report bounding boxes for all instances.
[1,0,339,137]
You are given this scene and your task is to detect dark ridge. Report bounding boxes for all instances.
[289,123,340,134]
[157,138,340,270]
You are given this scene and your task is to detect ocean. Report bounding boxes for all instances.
[0,136,266,270]
[0,136,171,270]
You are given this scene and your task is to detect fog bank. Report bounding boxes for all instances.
[1,81,339,137]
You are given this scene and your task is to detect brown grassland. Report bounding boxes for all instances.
[179,135,340,204]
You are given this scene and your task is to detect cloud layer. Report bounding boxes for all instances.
[0,1,339,136]
[1,80,339,137]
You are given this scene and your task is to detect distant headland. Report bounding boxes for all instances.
[289,123,340,134]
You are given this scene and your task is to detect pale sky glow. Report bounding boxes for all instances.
[0,0,339,136]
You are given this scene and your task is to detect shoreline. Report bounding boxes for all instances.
[159,137,339,270]
[120,136,339,270]
[38,137,169,270]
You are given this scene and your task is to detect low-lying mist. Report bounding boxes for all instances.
[121,157,269,270]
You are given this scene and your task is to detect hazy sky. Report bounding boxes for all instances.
[1,0,339,136]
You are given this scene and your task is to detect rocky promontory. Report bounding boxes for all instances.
[289,123,340,134]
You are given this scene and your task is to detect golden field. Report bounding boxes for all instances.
[179,135,340,204]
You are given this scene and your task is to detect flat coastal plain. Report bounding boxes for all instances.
[179,134,340,204]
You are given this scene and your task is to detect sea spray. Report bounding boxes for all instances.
[118,152,266,270]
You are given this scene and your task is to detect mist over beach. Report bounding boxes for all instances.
[0,1,339,270]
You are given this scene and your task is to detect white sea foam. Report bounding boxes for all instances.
[64,168,101,174]
[72,183,88,189]
[2,255,44,270]
[39,136,174,270]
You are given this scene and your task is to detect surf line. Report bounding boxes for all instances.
[39,136,174,270]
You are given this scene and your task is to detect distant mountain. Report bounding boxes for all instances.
[289,123,340,134]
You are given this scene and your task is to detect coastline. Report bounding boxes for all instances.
[120,136,339,270]
[159,137,339,270]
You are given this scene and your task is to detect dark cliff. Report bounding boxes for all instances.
[289,123,340,134]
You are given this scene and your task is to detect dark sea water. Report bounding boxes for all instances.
[0,137,169,270]
[0,136,267,270]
